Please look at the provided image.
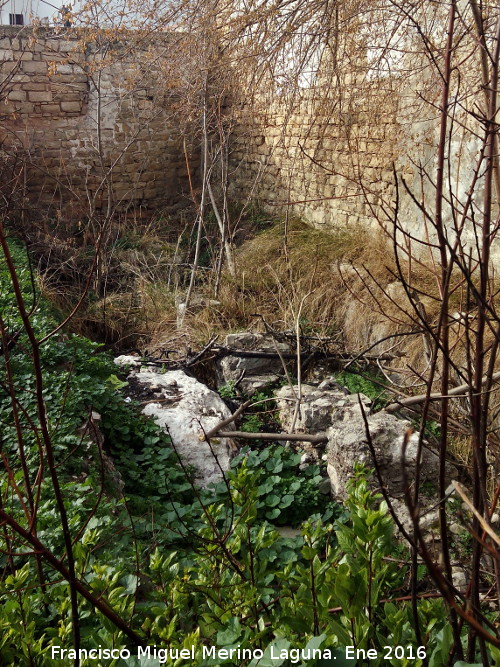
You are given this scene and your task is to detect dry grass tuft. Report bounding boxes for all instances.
[35,211,500,413]
[34,213,186,350]
[165,219,379,347]
[146,219,451,359]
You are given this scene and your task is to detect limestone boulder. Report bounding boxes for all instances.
[128,369,235,487]
[276,382,368,435]
[276,381,441,500]
[326,408,439,499]
[114,354,141,368]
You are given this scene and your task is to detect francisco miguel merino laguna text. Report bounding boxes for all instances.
[51,644,338,663]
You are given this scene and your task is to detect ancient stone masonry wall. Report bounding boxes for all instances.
[228,78,403,233]
[228,67,489,255]
[0,23,490,248]
[0,26,198,213]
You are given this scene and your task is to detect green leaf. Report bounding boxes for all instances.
[217,617,242,645]
[328,620,352,646]
[254,638,291,667]
[429,625,453,667]
[304,634,326,651]
[301,545,317,560]
[266,494,280,507]
[106,374,128,389]
[279,494,294,508]
[120,574,138,594]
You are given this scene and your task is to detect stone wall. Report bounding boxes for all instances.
[0,24,490,249]
[228,67,488,257]
[228,76,403,233]
[0,26,198,213]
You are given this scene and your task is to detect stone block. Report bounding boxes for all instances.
[21,82,48,91]
[1,61,18,73]
[42,104,61,114]
[216,332,292,392]
[60,101,81,113]
[22,61,47,74]
[0,101,15,113]
[58,40,80,51]
[16,102,35,114]
[49,73,87,84]
[59,93,83,102]
[44,40,61,52]
[55,63,77,74]
[0,49,13,60]
[30,41,45,53]
[40,52,65,62]
[7,90,26,101]
[60,129,78,139]
[28,91,52,102]
[40,145,62,155]
[66,81,88,92]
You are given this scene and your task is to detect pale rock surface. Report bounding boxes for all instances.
[451,566,467,592]
[131,369,234,487]
[276,384,368,435]
[114,354,141,368]
[276,383,441,500]
[388,498,413,535]
[327,409,440,499]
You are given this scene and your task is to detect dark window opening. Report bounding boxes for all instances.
[9,14,24,26]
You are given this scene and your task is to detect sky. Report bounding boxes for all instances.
[1,1,71,24]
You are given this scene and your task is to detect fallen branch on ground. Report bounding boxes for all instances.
[203,400,252,439]
[201,399,327,444]
[452,481,500,549]
[145,344,398,368]
[204,430,328,444]
[385,371,500,413]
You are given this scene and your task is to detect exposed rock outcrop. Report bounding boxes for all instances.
[116,362,235,487]
[276,381,442,500]
[276,382,364,436]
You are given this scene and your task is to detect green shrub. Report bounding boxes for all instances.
[209,445,344,526]
[2,241,496,666]
[336,368,390,410]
